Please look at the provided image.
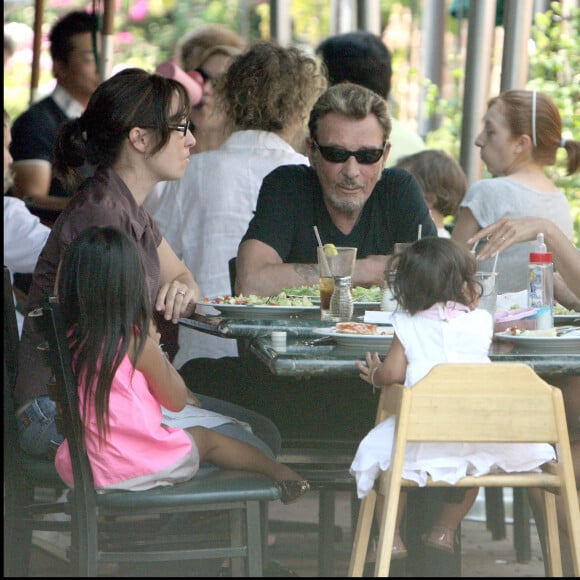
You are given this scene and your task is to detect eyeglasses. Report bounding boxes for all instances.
[167,119,192,136]
[313,140,387,165]
[194,67,221,86]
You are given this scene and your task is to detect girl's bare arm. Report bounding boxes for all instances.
[134,334,189,412]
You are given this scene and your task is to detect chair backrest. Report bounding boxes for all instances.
[380,362,566,446]
[4,266,21,464]
[4,266,20,385]
[32,298,99,515]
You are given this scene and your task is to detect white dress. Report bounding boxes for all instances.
[350,302,556,499]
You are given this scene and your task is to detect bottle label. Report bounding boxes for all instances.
[527,264,554,328]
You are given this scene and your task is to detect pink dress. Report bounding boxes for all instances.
[55,354,199,492]
[350,302,556,499]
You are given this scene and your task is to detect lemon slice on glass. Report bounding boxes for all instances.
[323,243,338,257]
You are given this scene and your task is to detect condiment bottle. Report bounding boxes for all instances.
[527,233,554,330]
[330,275,354,321]
[381,270,398,312]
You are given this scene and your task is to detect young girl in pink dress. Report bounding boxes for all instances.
[351,237,555,557]
[54,225,308,502]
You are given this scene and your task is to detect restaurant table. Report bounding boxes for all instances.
[181,309,579,576]
[181,310,580,378]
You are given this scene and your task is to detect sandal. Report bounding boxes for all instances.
[422,524,455,553]
[277,479,310,504]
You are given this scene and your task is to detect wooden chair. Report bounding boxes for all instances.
[31,297,281,576]
[4,266,71,577]
[348,362,580,577]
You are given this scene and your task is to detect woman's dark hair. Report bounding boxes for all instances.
[53,67,191,191]
[57,226,151,444]
[390,237,479,315]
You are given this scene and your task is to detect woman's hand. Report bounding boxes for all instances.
[467,216,547,261]
[156,280,197,323]
[356,352,382,386]
[156,237,200,322]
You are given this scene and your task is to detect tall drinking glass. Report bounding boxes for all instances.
[475,271,498,319]
[317,246,357,321]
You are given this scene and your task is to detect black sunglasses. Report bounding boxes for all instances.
[194,67,220,86]
[313,140,387,165]
[168,119,192,136]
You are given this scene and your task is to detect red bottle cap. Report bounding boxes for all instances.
[529,252,553,263]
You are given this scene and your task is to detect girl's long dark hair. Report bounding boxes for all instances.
[57,226,151,444]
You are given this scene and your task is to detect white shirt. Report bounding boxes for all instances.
[4,196,51,334]
[146,130,309,367]
[384,118,426,167]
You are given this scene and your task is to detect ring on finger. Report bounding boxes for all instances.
[177,289,186,296]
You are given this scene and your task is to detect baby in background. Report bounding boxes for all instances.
[395,150,467,238]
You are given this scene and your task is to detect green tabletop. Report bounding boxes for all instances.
[181,311,580,377]
[249,335,580,377]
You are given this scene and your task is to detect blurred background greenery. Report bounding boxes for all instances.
[4,0,578,240]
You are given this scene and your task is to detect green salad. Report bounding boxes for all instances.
[208,292,314,307]
[282,284,382,302]
[553,303,578,315]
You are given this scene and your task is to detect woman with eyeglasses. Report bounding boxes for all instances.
[236,81,438,296]
[14,68,282,467]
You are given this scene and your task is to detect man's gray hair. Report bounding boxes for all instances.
[308,82,392,143]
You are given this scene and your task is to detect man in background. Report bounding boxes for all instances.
[9,10,100,213]
[317,30,426,166]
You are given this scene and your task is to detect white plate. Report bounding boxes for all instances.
[494,329,580,352]
[207,302,320,319]
[312,326,395,350]
[555,313,580,323]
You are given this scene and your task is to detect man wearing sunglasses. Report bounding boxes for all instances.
[236,82,437,296]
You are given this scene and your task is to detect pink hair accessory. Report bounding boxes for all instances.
[155,61,203,107]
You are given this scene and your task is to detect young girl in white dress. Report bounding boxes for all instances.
[351,237,556,557]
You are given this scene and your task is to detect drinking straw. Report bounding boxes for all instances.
[313,225,324,248]
[313,225,330,274]
[471,240,479,254]
[492,251,500,275]
[417,224,422,240]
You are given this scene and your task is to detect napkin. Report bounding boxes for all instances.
[363,311,394,324]
[496,290,528,311]
[494,306,552,332]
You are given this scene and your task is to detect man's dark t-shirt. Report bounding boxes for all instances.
[241,164,437,259]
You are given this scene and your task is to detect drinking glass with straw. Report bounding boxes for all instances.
[314,226,334,321]
[475,252,500,319]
